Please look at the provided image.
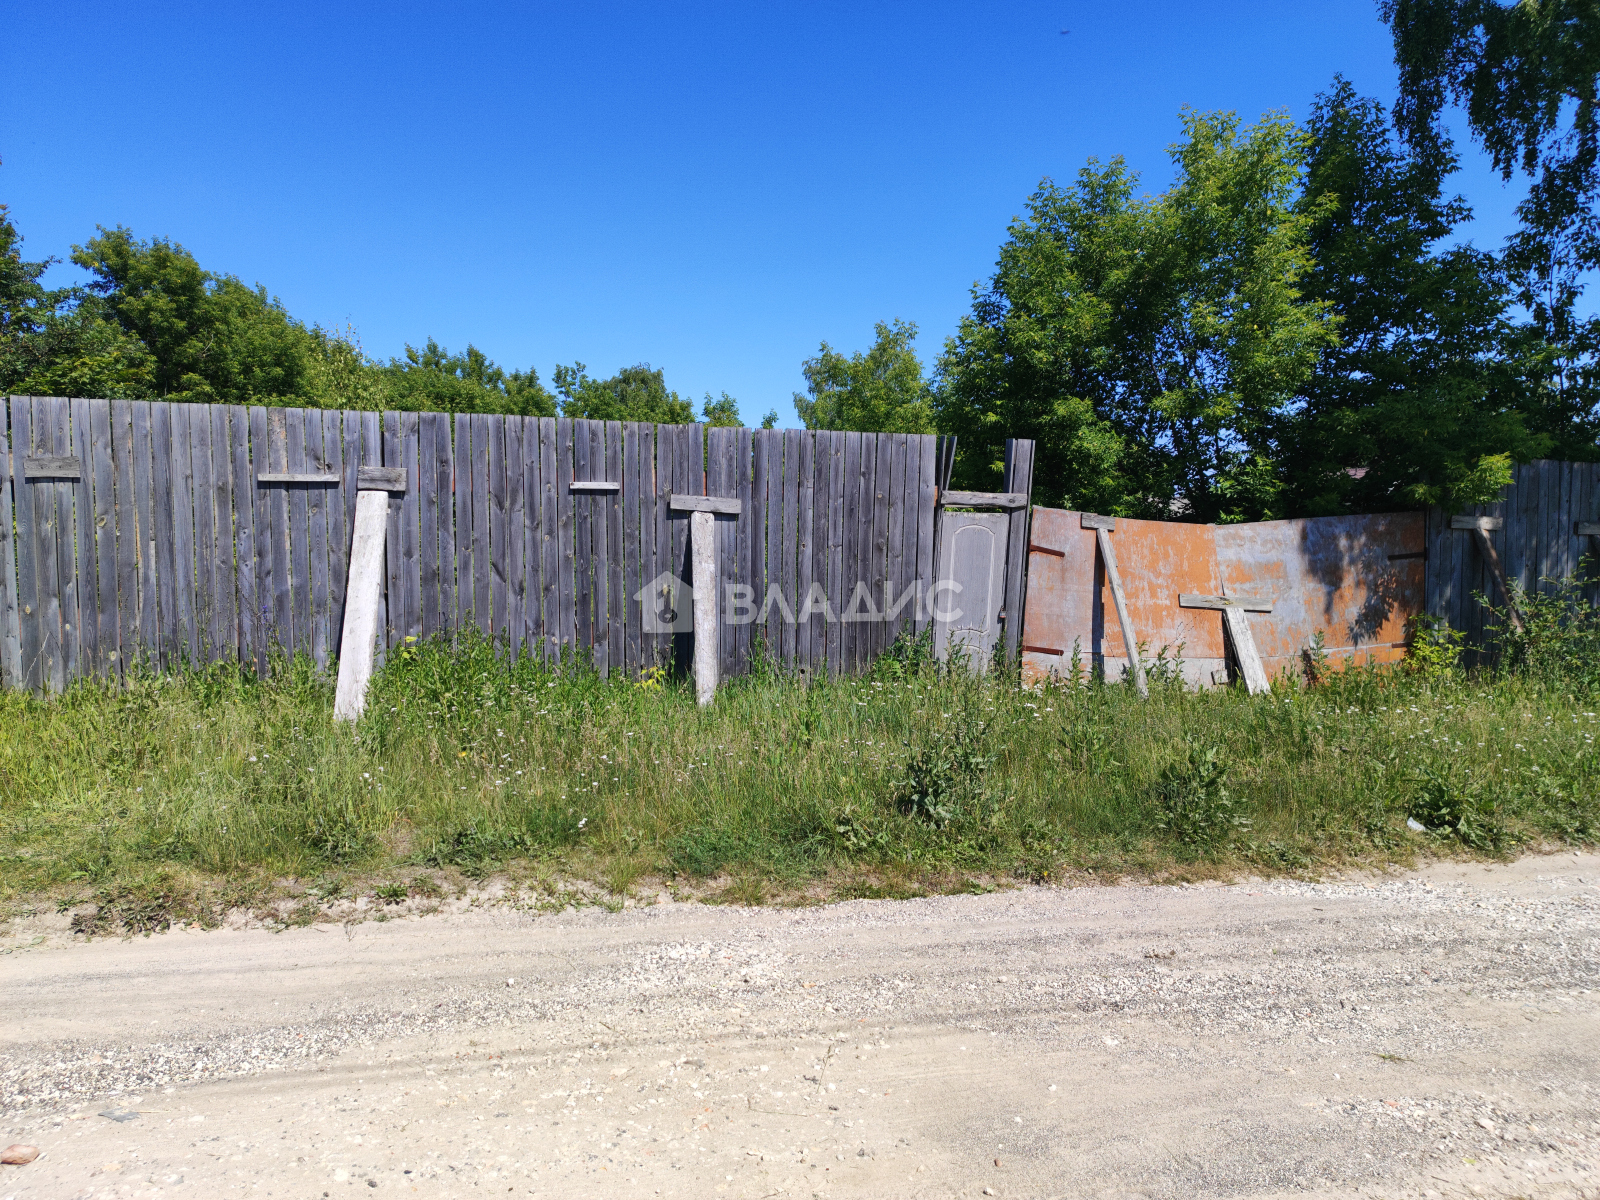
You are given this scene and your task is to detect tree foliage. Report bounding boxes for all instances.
[936,110,1336,522]
[794,319,936,434]
[552,362,742,426]
[1283,78,1549,512]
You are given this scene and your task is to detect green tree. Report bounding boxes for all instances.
[381,338,556,416]
[553,363,741,425]
[936,110,1336,522]
[794,319,936,434]
[71,226,315,405]
[0,206,154,398]
[1283,79,1551,512]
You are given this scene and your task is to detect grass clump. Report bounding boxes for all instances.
[1,590,1598,928]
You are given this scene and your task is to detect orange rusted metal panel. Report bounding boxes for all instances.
[1020,510,1225,689]
[1022,507,1427,689]
[1213,513,1424,679]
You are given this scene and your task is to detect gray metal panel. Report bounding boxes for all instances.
[932,511,1009,671]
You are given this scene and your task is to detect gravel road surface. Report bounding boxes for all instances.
[2,854,1598,1200]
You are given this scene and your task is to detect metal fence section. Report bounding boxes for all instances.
[0,396,1011,693]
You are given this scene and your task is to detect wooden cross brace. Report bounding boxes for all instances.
[1179,594,1275,695]
[671,494,743,705]
[1081,513,1148,699]
[1449,515,1523,631]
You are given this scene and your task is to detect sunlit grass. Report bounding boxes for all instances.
[0,623,1595,928]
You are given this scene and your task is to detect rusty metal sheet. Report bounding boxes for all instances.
[1212,512,1424,678]
[1022,507,1426,690]
[1020,509,1225,689]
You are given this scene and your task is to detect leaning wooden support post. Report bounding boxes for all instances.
[1179,594,1274,695]
[1449,515,1523,632]
[671,493,742,705]
[1082,513,1147,699]
[333,467,408,723]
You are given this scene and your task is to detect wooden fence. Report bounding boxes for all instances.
[0,396,980,693]
[1427,458,1600,660]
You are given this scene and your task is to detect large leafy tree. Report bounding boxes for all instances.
[936,110,1336,522]
[1282,79,1550,512]
[381,337,556,416]
[552,362,742,426]
[1384,0,1600,454]
[72,227,315,405]
[794,319,936,434]
[0,207,154,398]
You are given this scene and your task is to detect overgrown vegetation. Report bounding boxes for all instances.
[2,591,1596,933]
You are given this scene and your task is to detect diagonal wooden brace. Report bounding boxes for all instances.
[1450,515,1523,631]
[1082,513,1147,698]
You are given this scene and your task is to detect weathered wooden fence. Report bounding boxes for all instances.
[1426,458,1600,660]
[0,396,999,693]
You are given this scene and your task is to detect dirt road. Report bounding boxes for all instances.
[2,855,1598,1200]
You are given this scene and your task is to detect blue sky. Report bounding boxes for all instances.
[3,1,1529,426]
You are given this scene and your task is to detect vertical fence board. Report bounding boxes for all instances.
[622,422,641,675]
[650,422,675,668]
[304,411,333,669]
[167,402,202,668]
[0,406,19,689]
[256,406,284,665]
[843,432,868,675]
[87,400,119,675]
[396,412,421,648]
[417,413,440,639]
[572,420,593,662]
[914,435,936,636]
[381,412,403,651]
[108,400,137,677]
[869,433,893,663]
[538,417,559,659]
[230,407,259,673]
[322,411,348,657]
[452,413,473,641]
[606,421,625,676]
[44,398,79,687]
[774,432,796,668]
[187,402,218,665]
[150,403,180,668]
[881,434,906,651]
[485,414,508,646]
[792,431,813,677]
[282,410,313,659]
[705,426,730,675]
[555,418,575,659]
[432,411,456,638]
[825,432,846,680]
[590,420,611,676]
[23,399,59,689]
[8,399,39,690]
[502,416,524,658]
[211,404,239,665]
[520,416,542,658]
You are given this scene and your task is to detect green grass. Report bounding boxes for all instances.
[1,611,1597,931]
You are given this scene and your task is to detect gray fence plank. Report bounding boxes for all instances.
[705,426,730,676]
[26,398,61,689]
[229,407,259,673]
[503,416,525,658]
[622,422,641,675]
[824,432,846,680]
[417,412,440,638]
[45,398,79,687]
[71,400,105,678]
[776,431,797,668]
[791,430,812,677]
[469,415,491,638]
[9,399,40,690]
[0,407,19,689]
[748,429,771,665]
[538,417,559,660]
[486,414,509,646]
[555,417,575,659]
[187,402,218,665]
[83,399,117,677]
[381,412,402,652]
[579,419,598,662]
[399,411,422,646]
[320,411,347,659]
[210,403,239,666]
[650,421,675,668]
[914,435,936,635]
[256,407,283,661]
[431,411,455,638]
[304,410,332,668]
[285,409,314,659]
[1000,439,1035,661]
[357,412,386,662]
[528,412,547,659]
[885,434,910,649]
[838,432,862,674]
[606,421,625,676]
[147,403,177,669]
[167,402,201,668]
[868,433,893,664]
[452,413,473,641]
[113,402,142,670]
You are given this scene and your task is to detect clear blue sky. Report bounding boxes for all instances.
[3,1,1527,426]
